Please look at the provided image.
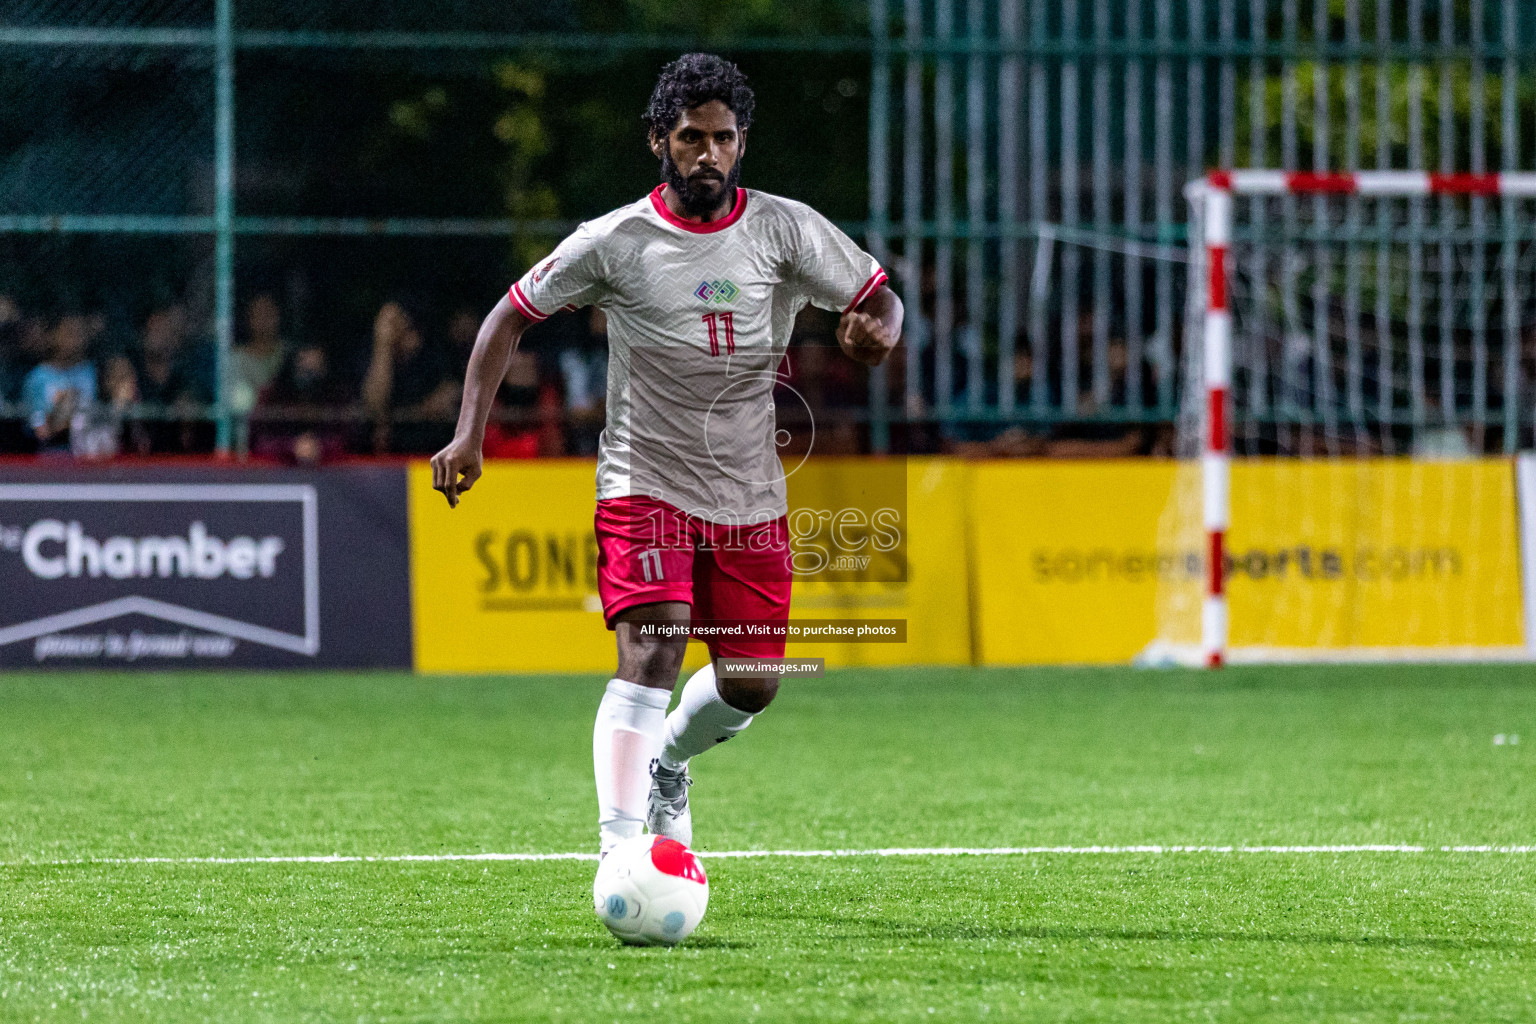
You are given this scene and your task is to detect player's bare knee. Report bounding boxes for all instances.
[635,641,686,687]
[718,674,778,714]
[614,606,689,689]
[617,635,686,689]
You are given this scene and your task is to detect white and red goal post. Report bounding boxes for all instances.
[1191,170,1536,668]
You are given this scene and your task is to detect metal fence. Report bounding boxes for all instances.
[5,0,1536,456]
[874,0,1536,452]
[0,1,873,456]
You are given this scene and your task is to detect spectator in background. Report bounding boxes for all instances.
[482,349,547,459]
[0,297,55,401]
[1507,321,1536,450]
[70,353,141,459]
[0,294,23,402]
[939,345,1050,457]
[131,302,212,453]
[228,293,288,417]
[361,298,456,454]
[556,306,609,456]
[776,308,865,456]
[82,311,109,361]
[100,354,139,411]
[0,298,45,452]
[8,308,53,431]
[1044,334,1151,458]
[253,342,352,465]
[1411,390,1475,459]
[1046,392,1149,457]
[22,311,96,454]
[446,303,480,379]
[17,310,49,369]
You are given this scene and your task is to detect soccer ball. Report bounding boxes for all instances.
[593,834,709,945]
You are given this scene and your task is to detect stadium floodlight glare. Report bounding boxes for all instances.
[1176,170,1536,669]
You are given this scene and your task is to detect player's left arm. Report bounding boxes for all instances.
[836,285,903,368]
[790,205,904,367]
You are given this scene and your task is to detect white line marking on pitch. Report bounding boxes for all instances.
[3,844,1533,867]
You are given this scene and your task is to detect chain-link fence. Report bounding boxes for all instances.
[5,0,1536,460]
[878,0,1536,455]
[0,0,874,459]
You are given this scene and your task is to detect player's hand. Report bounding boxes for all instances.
[430,436,483,509]
[836,310,897,367]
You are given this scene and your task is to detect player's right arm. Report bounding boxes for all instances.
[430,295,535,508]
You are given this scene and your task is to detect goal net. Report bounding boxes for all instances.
[1148,171,1533,666]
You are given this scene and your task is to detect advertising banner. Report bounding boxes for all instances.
[972,461,1181,665]
[0,465,412,668]
[1519,454,1536,654]
[972,459,1525,665]
[408,458,971,674]
[409,460,613,674]
[1224,460,1523,654]
[787,457,970,668]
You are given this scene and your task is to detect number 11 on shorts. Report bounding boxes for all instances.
[638,548,666,582]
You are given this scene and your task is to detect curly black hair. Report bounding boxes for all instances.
[643,53,755,142]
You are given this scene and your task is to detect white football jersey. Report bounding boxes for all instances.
[510,186,885,523]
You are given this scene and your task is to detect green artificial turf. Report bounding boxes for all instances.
[1,666,1533,1022]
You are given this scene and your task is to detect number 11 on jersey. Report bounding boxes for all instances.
[701,312,735,356]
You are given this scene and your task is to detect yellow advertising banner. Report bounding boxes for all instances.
[409,461,615,674]
[409,458,973,673]
[971,459,1524,665]
[786,457,973,668]
[972,461,1180,665]
[1225,460,1523,652]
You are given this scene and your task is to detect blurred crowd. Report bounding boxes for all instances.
[0,294,219,457]
[6,280,1504,462]
[0,285,1185,463]
[0,291,594,463]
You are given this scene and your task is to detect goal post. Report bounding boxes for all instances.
[1170,170,1536,668]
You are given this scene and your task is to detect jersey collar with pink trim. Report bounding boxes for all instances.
[648,185,749,234]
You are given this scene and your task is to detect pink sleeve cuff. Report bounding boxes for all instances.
[843,268,889,314]
[508,281,549,321]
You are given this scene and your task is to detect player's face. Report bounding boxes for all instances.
[653,100,743,216]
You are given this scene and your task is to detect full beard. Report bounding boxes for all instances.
[661,146,741,218]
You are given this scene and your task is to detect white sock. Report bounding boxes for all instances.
[659,663,755,771]
[593,678,670,855]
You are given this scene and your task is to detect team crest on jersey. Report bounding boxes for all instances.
[694,279,740,305]
[532,257,559,284]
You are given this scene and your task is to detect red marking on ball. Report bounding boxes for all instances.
[649,838,707,884]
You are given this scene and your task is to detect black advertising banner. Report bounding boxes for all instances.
[0,465,412,669]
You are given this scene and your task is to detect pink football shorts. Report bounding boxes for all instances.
[594,495,792,659]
